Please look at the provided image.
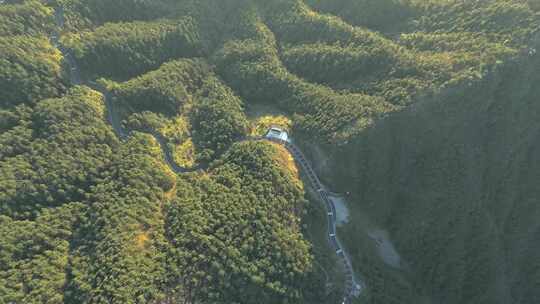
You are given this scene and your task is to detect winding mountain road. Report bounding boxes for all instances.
[52,6,362,303]
[278,139,363,303]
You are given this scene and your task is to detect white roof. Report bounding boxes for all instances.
[265,127,289,142]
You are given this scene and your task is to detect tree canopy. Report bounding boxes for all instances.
[0,0,54,36]
[0,36,66,107]
[1,0,539,303]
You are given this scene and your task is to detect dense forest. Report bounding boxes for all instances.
[1,0,539,303]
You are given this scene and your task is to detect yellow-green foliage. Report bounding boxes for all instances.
[280,5,524,105]
[214,19,396,143]
[269,141,301,187]
[250,115,292,137]
[0,36,65,106]
[0,0,54,36]
[171,138,196,168]
[60,0,176,29]
[110,58,249,164]
[63,18,203,79]
[408,0,539,45]
[160,116,190,139]
[0,204,85,304]
[165,141,315,303]
[70,85,107,119]
[108,59,210,115]
[278,0,534,107]
[2,1,539,304]
[0,86,118,218]
[158,116,197,168]
[66,134,173,303]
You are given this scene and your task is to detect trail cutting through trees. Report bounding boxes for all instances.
[52,6,362,303]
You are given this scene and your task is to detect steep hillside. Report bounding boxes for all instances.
[62,18,203,79]
[1,0,539,303]
[330,43,540,304]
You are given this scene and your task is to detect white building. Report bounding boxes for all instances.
[265,127,289,142]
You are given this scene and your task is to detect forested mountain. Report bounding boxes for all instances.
[332,44,540,304]
[0,0,54,36]
[0,36,65,106]
[62,18,203,79]
[1,0,539,303]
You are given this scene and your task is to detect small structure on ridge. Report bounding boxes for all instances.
[265,126,289,143]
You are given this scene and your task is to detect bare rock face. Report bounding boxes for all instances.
[331,51,540,304]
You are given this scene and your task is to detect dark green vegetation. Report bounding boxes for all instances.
[314,2,540,304]
[283,0,524,106]
[104,58,249,164]
[332,50,540,304]
[0,36,66,106]
[0,1,65,107]
[0,87,114,219]
[0,86,317,302]
[164,142,321,303]
[0,203,85,303]
[1,0,539,303]
[59,0,176,28]
[0,0,54,36]
[62,18,203,79]
[65,133,172,304]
